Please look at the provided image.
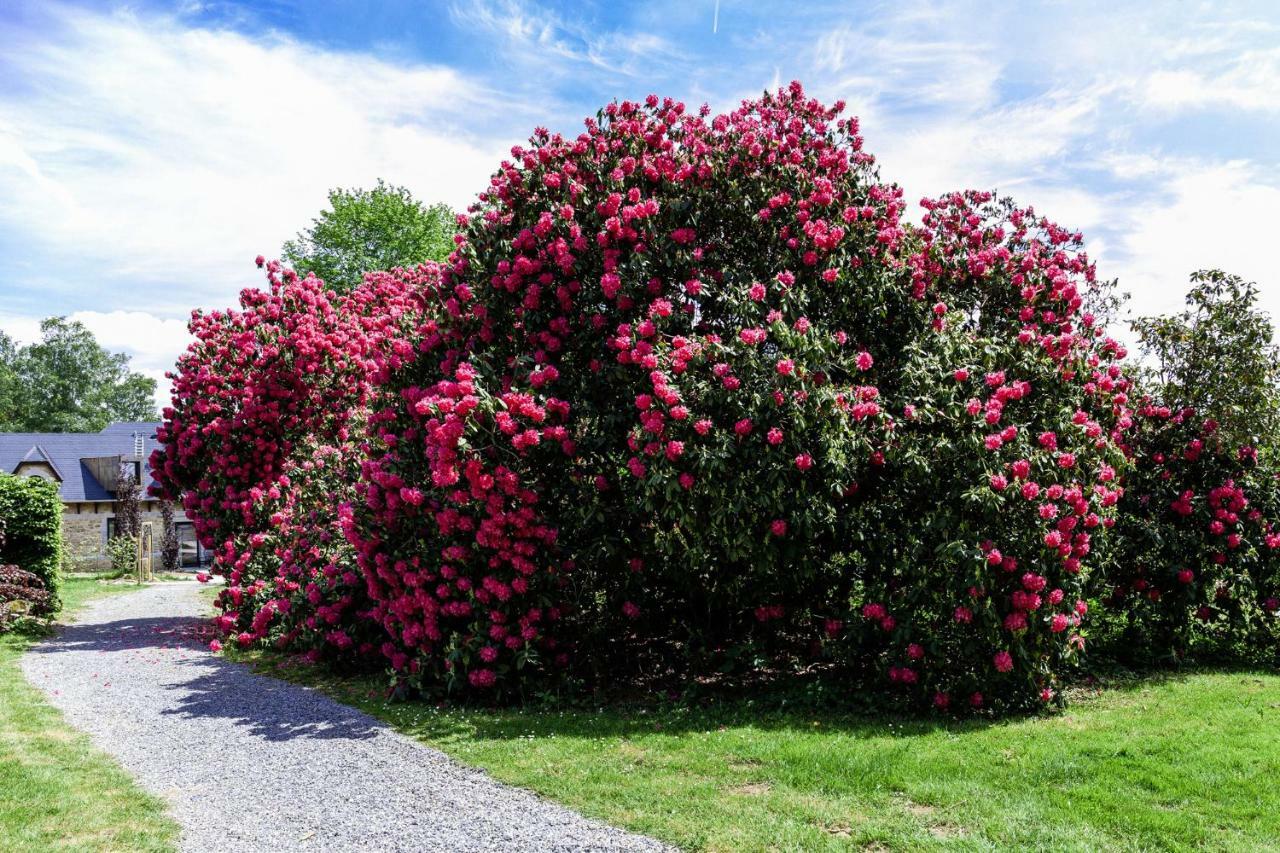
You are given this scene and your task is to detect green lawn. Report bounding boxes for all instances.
[0,577,179,852]
[232,644,1280,852]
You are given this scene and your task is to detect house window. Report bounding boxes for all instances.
[105,517,136,543]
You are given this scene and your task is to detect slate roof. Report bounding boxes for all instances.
[0,422,162,502]
[99,421,161,438]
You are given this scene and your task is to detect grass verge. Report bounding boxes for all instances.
[0,576,180,852]
[227,641,1280,852]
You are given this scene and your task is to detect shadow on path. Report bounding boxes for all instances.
[30,608,382,743]
[27,614,212,653]
[159,661,383,742]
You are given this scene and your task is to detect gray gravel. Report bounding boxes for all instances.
[21,582,673,853]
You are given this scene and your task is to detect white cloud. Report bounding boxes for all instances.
[1140,49,1280,114]
[0,5,513,314]
[0,314,41,347]
[1106,158,1280,325]
[63,311,194,375]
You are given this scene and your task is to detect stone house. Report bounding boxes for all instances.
[0,421,206,570]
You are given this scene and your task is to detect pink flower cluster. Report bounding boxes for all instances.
[1106,402,1280,654]
[151,264,434,660]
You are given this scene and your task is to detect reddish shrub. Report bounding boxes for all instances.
[151,263,430,659]
[1,516,53,631]
[345,86,1134,709]
[345,84,924,694]
[849,192,1133,711]
[1105,407,1280,661]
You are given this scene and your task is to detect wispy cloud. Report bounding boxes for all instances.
[1104,157,1280,322]
[448,0,683,79]
[0,4,512,316]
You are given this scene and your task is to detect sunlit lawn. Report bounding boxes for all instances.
[0,577,179,852]
[229,636,1280,852]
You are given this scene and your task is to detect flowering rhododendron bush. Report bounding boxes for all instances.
[341,84,1139,709]
[1104,409,1280,662]
[847,192,1134,711]
[155,84,1276,712]
[347,84,925,693]
[150,263,430,660]
[1101,272,1280,663]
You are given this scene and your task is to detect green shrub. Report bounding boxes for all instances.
[106,535,136,578]
[0,473,63,608]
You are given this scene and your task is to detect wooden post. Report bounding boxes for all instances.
[136,522,154,583]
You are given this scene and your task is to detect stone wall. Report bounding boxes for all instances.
[60,502,196,571]
[62,514,108,571]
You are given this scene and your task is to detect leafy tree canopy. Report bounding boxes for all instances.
[1132,269,1280,450]
[0,331,17,426]
[281,180,456,292]
[0,317,157,433]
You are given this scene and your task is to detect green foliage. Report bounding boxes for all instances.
[1131,269,1280,450]
[0,317,156,432]
[281,179,456,292]
[106,535,136,578]
[0,472,63,607]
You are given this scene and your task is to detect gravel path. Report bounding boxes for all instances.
[21,582,672,853]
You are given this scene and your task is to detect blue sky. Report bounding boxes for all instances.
[2,0,1279,405]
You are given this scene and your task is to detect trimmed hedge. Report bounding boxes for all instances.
[0,472,63,608]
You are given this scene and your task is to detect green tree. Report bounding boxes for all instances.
[281,180,456,292]
[0,331,18,425]
[1131,269,1280,449]
[2,318,157,432]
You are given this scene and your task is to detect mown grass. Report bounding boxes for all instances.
[230,639,1280,852]
[0,577,179,852]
